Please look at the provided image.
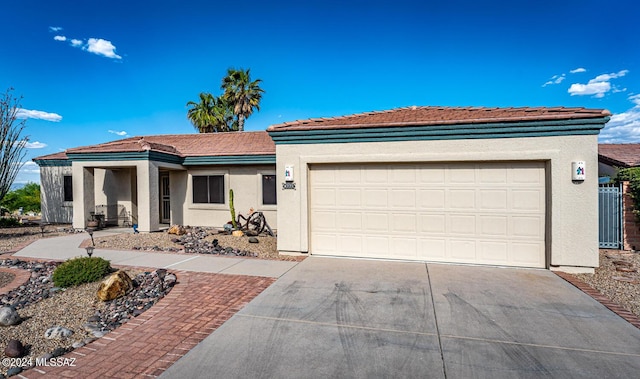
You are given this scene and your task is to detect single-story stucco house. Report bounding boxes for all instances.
[598,143,640,179]
[34,106,610,272]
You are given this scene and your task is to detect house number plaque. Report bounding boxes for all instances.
[282,182,296,190]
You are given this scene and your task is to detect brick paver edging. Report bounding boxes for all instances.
[555,271,640,329]
[0,267,31,296]
[21,271,276,379]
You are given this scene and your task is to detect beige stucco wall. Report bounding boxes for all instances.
[39,165,73,223]
[180,165,277,229]
[275,135,599,270]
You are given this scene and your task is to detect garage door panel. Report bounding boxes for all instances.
[337,189,362,206]
[337,212,362,231]
[363,212,389,232]
[418,189,445,209]
[479,216,508,236]
[363,189,388,208]
[420,214,446,233]
[391,213,417,233]
[449,190,476,209]
[310,162,545,268]
[449,239,477,260]
[448,215,476,235]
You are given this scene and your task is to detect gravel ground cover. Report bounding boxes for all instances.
[574,249,640,319]
[92,227,304,262]
[0,272,15,288]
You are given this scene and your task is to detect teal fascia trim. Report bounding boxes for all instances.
[268,117,610,144]
[33,159,71,167]
[67,151,182,164]
[182,155,276,166]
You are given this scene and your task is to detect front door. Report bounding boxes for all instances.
[160,173,170,224]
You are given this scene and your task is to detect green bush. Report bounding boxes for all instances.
[616,167,640,218]
[53,257,112,288]
[0,217,21,227]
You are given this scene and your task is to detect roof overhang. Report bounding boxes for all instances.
[268,117,610,145]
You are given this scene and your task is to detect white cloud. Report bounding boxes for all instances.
[70,39,82,47]
[86,38,121,59]
[25,141,48,149]
[599,94,640,143]
[570,67,586,74]
[568,69,629,98]
[542,74,566,87]
[15,108,62,122]
[108,130,128,136]
[49,26,63,32]
[54,35,66,42]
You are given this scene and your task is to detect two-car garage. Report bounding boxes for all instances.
[309,162,546,268]
[268,106,610,272]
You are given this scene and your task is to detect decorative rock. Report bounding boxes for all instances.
[4,339,25,358]
[97,271,133,301]
[0,307,21,326]
[168,224,186,235]
[164,273,177,287]
[44,326,74,339]
[83,322,101,333]
[248,237,259,244]
[232,230,244,237]
[87,315,101,323]
[51,347,67,357]
[6,367,22,377]
[72,341,85,349]
[92,330,107,338]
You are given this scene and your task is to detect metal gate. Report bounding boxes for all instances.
[598,183,623,249]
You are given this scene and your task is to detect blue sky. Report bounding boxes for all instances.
[1,0,638,185]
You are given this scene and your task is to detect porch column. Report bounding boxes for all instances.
[72,165,95,229]
[136,161,160,232]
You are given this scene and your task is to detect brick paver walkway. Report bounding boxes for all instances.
[21,271,275,378]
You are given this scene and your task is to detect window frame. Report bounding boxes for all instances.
[63,175,73,202]
[257,171,277,209]
[188,171,228,209]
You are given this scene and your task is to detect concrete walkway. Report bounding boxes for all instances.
[13,229,299,278]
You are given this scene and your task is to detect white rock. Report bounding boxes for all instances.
[0,307,21,326]
[44,326,74,339]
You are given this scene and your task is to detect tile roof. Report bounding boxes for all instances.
[32,151,69,160]
[598,143,640,168]
[267,106,611,131]
[35,131,275,160]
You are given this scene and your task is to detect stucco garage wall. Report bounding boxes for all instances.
[275,135,599,270]
[181,165,277,229]
[39,165,73,223]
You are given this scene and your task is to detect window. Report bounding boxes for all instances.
[262,174,277,205]
[63,175,73,202]
[192,175,224,204]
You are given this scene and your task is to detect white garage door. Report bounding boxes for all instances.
[309,162,546,268]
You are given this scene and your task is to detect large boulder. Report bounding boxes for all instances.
[96,271,133,301]
[168,225,186,235]
[4,339,25,357]
[0,306,20,326]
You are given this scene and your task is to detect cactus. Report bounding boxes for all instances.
[229,189,238,229]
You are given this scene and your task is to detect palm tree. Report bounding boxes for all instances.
[221,68,264,131]
[186,93,237,133]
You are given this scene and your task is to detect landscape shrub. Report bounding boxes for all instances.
[52,257,113,288]
[0,217,21,228]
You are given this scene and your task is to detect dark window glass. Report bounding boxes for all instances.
[63,175,73,202]
[193,175,224,204]
[208,176,224,204]
[262,174,277,205]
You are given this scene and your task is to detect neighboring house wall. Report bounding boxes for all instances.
[274,135,599,270]
[598,162,619,178]
[39,165,73,223]
[179,165,277,229]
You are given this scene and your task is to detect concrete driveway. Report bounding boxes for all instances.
[161,258,640,379]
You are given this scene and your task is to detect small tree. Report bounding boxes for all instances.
[0,88,28,203]
[0,182,41,213]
